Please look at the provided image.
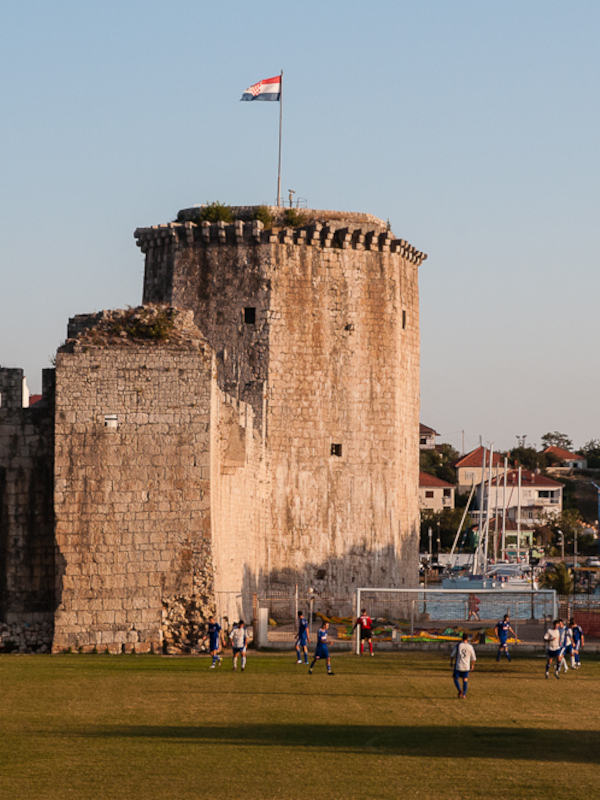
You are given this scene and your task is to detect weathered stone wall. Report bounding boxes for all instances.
[211,392,268,622]
[52,308,217,653]
[265,242,420,594]
[136,211,425,607]
[0,368,55,651]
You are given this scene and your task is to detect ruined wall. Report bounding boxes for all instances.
[0,368,55,651]
[52,309,217,653]
[136,212,425,605]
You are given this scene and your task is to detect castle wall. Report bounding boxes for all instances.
[265,243,420,594]
[0,368,55,651]
[211,391,268,622]
[53,320,216,653]
[137,216,425,605]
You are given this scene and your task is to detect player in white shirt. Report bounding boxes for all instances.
[450,633,476,699]
[559,622,572,673]
[230,620,248,671]
[544,619,563,679]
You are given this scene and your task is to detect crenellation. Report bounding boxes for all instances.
[133,216,427,264]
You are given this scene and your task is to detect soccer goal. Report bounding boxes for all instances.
[354,587,558,654]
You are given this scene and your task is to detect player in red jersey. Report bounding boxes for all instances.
[353,608,374,656]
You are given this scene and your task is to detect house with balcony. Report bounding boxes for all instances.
[480,468,563,525]
[419,471,455,512]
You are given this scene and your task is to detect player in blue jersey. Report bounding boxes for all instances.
[295,611,310,664]
[495,614,517,662]
[308,621,334,675]
[570,618,584,668]
[207,615,223,668]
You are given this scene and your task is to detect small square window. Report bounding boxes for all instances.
[244,307,256,324]
[425,490,434,498]
[331,443,342,457]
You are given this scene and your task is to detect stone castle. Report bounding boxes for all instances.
[0,205,426,653]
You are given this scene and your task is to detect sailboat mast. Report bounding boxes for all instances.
[484,444,494,568]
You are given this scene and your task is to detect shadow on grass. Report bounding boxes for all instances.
[82,723,599,762]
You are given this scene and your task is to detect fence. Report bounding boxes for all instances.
[255,587,559,648]
[559,595,600,637]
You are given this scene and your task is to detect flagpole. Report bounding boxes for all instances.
[276,69,283,207]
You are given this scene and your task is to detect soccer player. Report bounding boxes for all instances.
[295,610,310,664]
[450,632,476,699]
[308,621,334,675]
[352,608,374,656]
[495,614,517,662]
[230,620,248,671]
[544,619,563,679]
[570,618,584,668]
[467,593,481,621]
[560,620,573,673]
[207,615,223,668]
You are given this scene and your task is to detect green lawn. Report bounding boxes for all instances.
[1,651,598,799]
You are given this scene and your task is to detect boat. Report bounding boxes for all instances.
[442,445,538,590]
[442,563,538,590]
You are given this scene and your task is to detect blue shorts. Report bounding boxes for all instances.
[547,648,560,658]
[297,635,308,647]
[209,638,220,651]
[563,645,572,655]
[315,644,329,659]
[453,669,469,680]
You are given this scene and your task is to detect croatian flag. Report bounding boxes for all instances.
[240,75,281,101]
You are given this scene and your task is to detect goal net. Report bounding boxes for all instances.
[353,587,558,653]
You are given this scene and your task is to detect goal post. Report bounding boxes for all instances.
[355,587,558,653]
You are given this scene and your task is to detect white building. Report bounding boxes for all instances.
[481,468,563,525]
[419,471,455,512]
[419,423,439,450]
[543,446,587,471]
[454,446,503,494]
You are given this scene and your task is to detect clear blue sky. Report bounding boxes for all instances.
[1,1,598,452]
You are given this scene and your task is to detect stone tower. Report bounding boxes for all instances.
[135,206,426,616]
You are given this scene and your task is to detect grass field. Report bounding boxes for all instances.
[1,650,599,799]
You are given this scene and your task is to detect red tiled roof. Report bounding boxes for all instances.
[489,469,563,488]
[420,423,439,436]
[544,446,585,462]
[455,446,503,469]
[419,471,454,488]
[28,394,42,406]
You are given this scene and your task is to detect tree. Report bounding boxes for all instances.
[538,509,585,553]
[420,507,470,553]
[580,439,600,468]
[540,562,573,595]
[419,443,459,484]
[541,431,573,450]
[510,446,543,471]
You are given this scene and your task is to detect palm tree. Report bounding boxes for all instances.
[540,562,574,595]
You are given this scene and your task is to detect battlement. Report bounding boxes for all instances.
[134,218,427,266]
